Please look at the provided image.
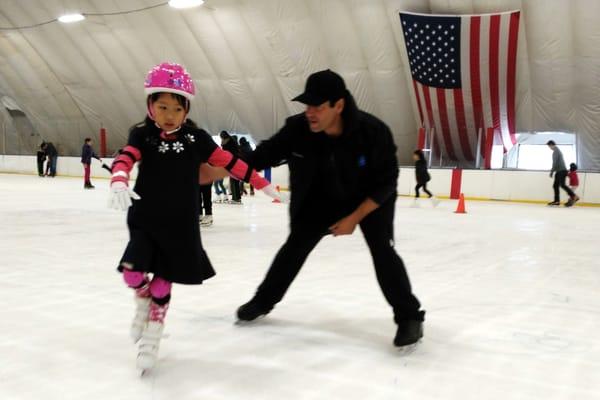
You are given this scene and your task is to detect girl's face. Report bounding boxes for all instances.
[150,93,187,131]
[413,153,419,161]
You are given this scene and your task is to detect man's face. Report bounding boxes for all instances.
[304,99,344,134]
[151,93,187,131]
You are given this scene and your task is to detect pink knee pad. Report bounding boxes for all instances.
[123,269,146,288]
[149,277,172,299]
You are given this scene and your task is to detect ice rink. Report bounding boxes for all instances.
[1,173,599,400]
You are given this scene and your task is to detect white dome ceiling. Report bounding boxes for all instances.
[0,0,599,169]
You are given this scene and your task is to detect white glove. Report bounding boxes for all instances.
[261,183,289,203]
[108,181,141,210]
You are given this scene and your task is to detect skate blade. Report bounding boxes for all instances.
[234,315,268,325]
[395,341,421,355]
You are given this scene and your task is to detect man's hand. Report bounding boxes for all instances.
[329,215,360,236]
[549,171,553,178]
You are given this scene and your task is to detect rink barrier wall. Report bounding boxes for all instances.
[1,155,599,205]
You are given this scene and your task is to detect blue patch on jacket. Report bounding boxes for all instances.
[358,155,366,167]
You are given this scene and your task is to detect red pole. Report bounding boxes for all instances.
[417,127,426,150]
[484,127,494,169]
[100,127,107,158]
[450,169,463,199]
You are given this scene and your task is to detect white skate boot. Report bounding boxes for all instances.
[430,197,440,207]
[200,215,213,227]
[131,295,151,343]
[136,301,168,373]
[137,320,164,372]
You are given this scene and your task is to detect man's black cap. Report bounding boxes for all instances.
[292,69,347,106]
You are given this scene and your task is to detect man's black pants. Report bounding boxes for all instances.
[553,170,575,202]
[252,197,423,323]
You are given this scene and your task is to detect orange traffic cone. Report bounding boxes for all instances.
[454,193,467,214]
[272,185,281,203]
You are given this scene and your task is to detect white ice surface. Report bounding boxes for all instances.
[1,173,599,400]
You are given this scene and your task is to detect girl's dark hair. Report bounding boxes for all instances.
[147,92,190,111]
[413,149,426,161]
[570,163,578,171]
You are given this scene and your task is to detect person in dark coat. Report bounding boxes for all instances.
[236,69,426,348]
[238,137,255,195]
[220,131,242,203]
[547,140,579,207]
[81,137,101,189]
[106,62,280,371]
[412,149,439,207]
[36,144,46,177]
[41,142,58,177]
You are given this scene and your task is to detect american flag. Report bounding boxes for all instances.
[400,11,520,163]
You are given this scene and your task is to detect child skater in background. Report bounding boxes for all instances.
[567,163,579,198]
[108,62,280,373]
[412,149,439,207]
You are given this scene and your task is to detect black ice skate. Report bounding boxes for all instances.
[564,195,580,207]
[236,299,273,322]
[547,201,560,206]
[394,319,423,347]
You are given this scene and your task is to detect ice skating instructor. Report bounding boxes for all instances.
[237,69,426,347]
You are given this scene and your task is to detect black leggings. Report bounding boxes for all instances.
[199,184,213,216]
[415,183,433,198]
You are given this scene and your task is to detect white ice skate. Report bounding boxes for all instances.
[131,296,151,343]
[137,320,164,373]
[430,197,440,207]
[200,215,213,227]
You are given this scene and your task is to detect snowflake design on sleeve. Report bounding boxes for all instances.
[172,142,184,153]
[185,133,196,143]
[158,142,169,153]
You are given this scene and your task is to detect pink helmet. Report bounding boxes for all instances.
[144,62,195,100]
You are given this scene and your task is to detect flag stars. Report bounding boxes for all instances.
[403,16,460,88]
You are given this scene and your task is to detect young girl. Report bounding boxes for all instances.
[412,149,439,207]
[108,62,279,372]
[565,163,580,207]
[568,163,579,192]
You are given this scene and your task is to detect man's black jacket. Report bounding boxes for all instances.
[247,110,399,223]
